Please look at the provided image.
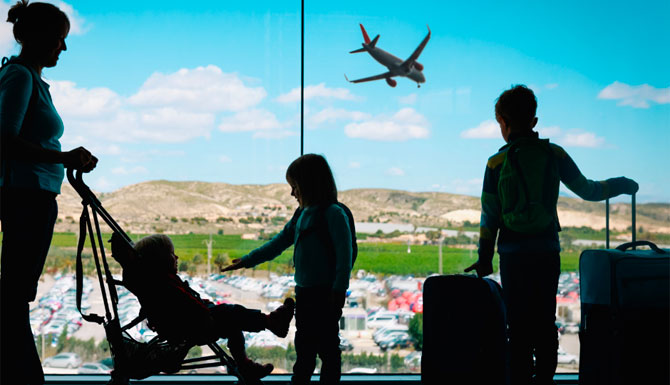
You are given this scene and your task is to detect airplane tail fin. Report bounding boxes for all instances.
[350,47,366,54]
[369,34,380,48]
[359,24,371,44]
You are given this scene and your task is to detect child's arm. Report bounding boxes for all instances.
[466,160,500,277]
[227,210,299,271]
[326,205,353,296]
[553,145,638,200]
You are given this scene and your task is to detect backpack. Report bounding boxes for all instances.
[498,137,560,234]
[293,202,358,267]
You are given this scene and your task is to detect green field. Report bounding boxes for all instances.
[0,232,581,275]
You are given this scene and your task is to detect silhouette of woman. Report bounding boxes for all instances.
[1,1,97,382]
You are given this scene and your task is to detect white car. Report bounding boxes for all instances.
[77,362,111,374]
[43,352,82,369]
[557,348,579,365]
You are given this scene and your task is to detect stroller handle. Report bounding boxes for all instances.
[66,167,133,246]
[67,167,101,206]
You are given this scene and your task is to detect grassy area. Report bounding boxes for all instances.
[0,232,581,275]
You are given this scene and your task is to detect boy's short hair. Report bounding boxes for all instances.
[495,85,537,132]
[135,234,173,269]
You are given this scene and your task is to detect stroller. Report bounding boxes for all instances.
[68,169,254,384]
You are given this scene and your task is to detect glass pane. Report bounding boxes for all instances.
[0,0,299,376]
[305,0,669,376]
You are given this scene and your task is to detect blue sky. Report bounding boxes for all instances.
[1,0,668,202]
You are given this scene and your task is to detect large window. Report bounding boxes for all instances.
[0,0,667,378]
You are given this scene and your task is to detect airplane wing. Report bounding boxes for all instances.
[401,26,431,69]
[345,71,393,83]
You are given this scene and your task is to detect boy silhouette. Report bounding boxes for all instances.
[465,85,638,385]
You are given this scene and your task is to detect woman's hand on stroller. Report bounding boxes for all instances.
[64,146,98,172]
[221,258,244,272]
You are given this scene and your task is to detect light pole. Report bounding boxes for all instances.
[204,233,213,277]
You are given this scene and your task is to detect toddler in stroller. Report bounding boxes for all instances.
[113,233,295,381]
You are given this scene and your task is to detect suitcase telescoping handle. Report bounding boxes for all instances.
[616,240,668,254]
[605,193,635,249]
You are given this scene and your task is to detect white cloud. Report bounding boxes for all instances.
[537,126,562,137]
[218,109,282,132]
[49,80,121,118]
[386,167,405,176]
[399,93,418,105]
[217,109,296,139]
[111,166,147,175]
[344,108,430,141]
[560,130,605,148]
[219,155,232,163]
[598,81,670,108]
[349,161,361,169]
[138,108,214,142]
[310,107,370,126]
[461,120,499,139]
[128,65,266,112]
[545,83,559,90]
[276,83,356,103]
[49,65,276,144]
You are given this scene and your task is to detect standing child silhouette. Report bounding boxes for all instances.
[465,85,638,385]
[223,154,353,384]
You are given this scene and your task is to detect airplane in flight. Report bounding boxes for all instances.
[345,24,431,88]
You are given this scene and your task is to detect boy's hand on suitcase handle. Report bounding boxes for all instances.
[606,177,639,197]
[464,260,493,278]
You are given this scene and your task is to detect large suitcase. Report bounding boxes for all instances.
[422,274,507,384]
[579,195,670,385]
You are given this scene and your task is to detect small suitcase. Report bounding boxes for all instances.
[579,195,670,385]
[422,274,507,384]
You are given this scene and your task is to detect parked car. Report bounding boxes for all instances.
[378,333,414,351]
[43,352,82,369]
[557,348,579,365]
[339,335,354,352]
[404,351,421,371]
[77,362,111,374]
[373,324,408,343]
[366,312,399,329]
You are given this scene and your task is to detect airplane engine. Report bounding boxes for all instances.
[414,62,424,71]
[385,78,397,87]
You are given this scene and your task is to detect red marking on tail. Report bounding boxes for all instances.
[359,24,371,44]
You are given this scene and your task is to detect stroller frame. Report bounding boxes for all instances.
[68,169,250,384]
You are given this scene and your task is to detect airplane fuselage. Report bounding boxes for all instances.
[365,45,426,84]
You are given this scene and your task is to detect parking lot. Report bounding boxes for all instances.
[31,271,582,374]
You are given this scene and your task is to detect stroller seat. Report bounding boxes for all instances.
[67,169,252,385]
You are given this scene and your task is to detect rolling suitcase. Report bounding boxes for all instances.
[579,194,670,385]
[422,274,508,384]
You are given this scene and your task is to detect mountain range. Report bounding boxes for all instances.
[55,180,670,235]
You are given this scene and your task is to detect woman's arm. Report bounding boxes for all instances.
[4,137,97,171]
[1,65,96,171]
